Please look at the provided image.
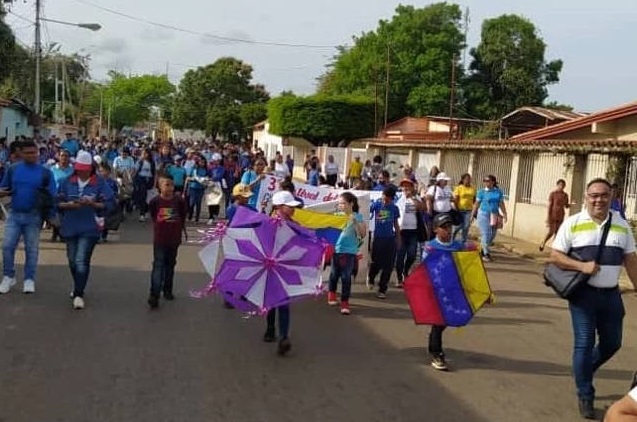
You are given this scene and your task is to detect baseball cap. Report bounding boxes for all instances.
[74,150,93,171]
[174,154,183,161]
[272,190,301,208]
[436,172,451,181]
[399,178,414,187]
[433,213,454,228]
[232,183,253,198]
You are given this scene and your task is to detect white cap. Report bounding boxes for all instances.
[212,153,222,161]
[93,155,103,164]
[436,172,451,181]
[74,150,94,171]
[272,191,301,208]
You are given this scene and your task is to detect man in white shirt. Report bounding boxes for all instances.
[550,178,637,419]
[395,179,425,286]
[273,153,290,179]
[112,147,136,175]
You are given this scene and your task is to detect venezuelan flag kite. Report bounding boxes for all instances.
[403,250,493,327]
[291,208,350,245]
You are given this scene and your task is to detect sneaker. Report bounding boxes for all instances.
[207,219,214,226]
[376,292,387,300]
[72,296,85,310]
[147,295,159,309]
[394,279,404,289]
[263,330,276,343]
[578,399,595,420]
[366,275,374,291]
[630,370,637,390]
[277,337,292,356]
[22,279,35,294]
[139,215,146,222]
[0,276,16,294]
[163,292,175,301]
[481,254,492,262]
[327,291,338,306]
[431,355,449,371]
[340,301,351,315]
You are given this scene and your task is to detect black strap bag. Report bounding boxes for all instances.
[543,215,612,299]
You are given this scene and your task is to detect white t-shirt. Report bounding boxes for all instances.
[426,184,453,213]
[137,160,152,178]
[274,162,290,179]
[396,196,419,230]
[324,162,339,176]
[78,178,90,196]
[552,210,636,288]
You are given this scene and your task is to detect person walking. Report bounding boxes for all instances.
[367,187,401,299]
[327,192,367,315]
[184,154,208,223]
[348,156,363,188]
[57,151,115,309]
[452,173,476,243]
[133,148,156,222]
[50,150,74,242]
[395,179,426,287]
[264,191,302,355]
[323,155,339,187]
[471,175,507,262]
[425,172,454,217]
[549,178,637,419]
[147,173,187,309]
[241,157,267,211]
[539,179,570,252]
[0,140,56,294]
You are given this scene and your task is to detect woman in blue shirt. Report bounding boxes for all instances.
[471,174,508,262]
[240,157,267,210]
[50,150,75,242]
[185,154,209,223]
[307,162,320,187]
[327,192,367,315]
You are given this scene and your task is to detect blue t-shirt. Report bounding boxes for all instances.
[0,162,56,214]
[61,139,80,157]
[188,167,208,190]
[476,188,504,214]
[167,165,187,187]
[50,164,74,188]
[335,212,364,254]
[370,200,400,238]
[308,169,319,186]
[241,170,261,209]
[422,238,466,261]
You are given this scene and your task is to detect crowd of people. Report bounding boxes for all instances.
[1,134,637,419]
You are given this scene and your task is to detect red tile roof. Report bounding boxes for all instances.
[510,101,637,141]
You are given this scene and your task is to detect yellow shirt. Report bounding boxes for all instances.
[349,160,363,178]
[453,184,476,211]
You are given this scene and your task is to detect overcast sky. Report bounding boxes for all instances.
[5,0,636,112]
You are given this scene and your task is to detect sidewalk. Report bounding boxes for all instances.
[493,232,636,292]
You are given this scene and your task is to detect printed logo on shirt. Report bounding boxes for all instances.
[376,209,392,221]
[157,207,178,223]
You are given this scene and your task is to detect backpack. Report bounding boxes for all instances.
[6,164,54,220]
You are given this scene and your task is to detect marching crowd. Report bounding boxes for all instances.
[2,134,637,420]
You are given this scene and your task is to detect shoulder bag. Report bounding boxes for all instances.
[543,215,612,299]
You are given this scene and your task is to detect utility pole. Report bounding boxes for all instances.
[448,54,457,141]
[384,43,390,128]
[34,0,42,114]
[98,90,103,137]
[54,59,60,123]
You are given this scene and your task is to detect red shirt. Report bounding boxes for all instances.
[149,195,187,246]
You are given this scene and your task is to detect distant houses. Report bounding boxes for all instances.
[0,98,35,143]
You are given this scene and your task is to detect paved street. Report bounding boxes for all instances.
[0,221,636,422]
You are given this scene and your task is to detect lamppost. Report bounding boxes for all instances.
[33,0,101,115]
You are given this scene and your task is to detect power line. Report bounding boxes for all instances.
[7,10,34,24]
[72,0,339,50]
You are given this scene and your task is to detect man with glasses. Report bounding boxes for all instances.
[550,178,637,419]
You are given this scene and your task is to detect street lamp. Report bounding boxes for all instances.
[34,0,101,115]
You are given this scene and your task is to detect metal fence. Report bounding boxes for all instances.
[516,153,535,203]
[529,153,569,205]
[441,151,471,185]
[473,152,514,199]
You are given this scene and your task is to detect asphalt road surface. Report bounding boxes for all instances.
[0,221,636,422]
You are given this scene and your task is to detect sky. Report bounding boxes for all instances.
[4,0,636,113]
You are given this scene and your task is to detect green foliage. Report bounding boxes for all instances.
[544,101,574,111]
[85,72,176,130]
[171,57,269,139]
[268,95,375,145]
[465,14,563,119]
[318,3,465,121]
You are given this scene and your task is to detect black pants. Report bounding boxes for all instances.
[429,325,447,357]
[368,237,396,293]
[208,205,220,220]
[326,174,337,187]
[150,244,179,297]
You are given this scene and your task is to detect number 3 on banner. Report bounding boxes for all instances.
[267,176,277,191]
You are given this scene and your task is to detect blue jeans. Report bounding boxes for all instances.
[453,211,472,243]
[477,211,497,255]
[188,189,204,221]
[65,235,99,298]
[150,244,179,297]
[569,286,624,400]
[2,211,42,280]
[329,253,356,302]
[395,230,418,280]
[266,305,290,339]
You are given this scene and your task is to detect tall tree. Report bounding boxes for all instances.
[318,3,465,121]
[85,72,176,130]
[464,14,563,119]
[171,57,269,139]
